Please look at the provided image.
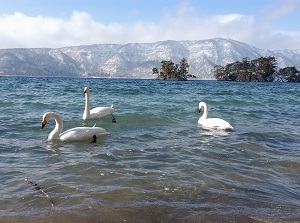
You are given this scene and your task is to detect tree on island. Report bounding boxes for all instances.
[276,66,300,82]
[213,56,300,82]
[153,58,192,80]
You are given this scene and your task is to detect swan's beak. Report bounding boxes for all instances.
[42,118,47,128]
[198,108,202,113]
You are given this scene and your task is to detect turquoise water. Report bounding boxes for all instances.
[0,76,299,222]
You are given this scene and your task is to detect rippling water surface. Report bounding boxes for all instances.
[0,76,300,222]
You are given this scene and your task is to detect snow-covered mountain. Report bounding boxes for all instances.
[0,38,299,79]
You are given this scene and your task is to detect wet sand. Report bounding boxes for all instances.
[1,205,298,223]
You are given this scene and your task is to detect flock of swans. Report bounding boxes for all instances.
[41,87,233,143]
[42,87,115,142]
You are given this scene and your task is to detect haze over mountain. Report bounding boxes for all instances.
[0,38,299,79]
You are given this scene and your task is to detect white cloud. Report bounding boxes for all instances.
[262,0,300,22]
[0,9,300,50]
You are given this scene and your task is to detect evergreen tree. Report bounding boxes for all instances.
[277,66,300,82]
[178,58,189,81]
[152,67,159,74]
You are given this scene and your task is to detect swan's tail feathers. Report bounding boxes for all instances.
[111,104,117,112]
[112,114,116,123]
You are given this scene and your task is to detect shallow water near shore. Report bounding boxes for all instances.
[0,76,300,222]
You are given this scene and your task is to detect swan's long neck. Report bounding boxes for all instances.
[84,91,91,118]
[199,102,208,120]
[48,113,63,140]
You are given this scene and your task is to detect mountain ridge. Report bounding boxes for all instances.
[1,38,299,79]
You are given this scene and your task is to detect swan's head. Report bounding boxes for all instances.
[84,87,89,94]
[42,112,55,128]
[42,113,48,128]
[198,102,206,113]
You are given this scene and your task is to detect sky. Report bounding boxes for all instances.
[0,0,300,50]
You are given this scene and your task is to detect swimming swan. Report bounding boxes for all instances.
[42,112,109,142]
[83,87,116,122]
[198,102,233,130]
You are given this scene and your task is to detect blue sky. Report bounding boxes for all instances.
[0,0,300,50]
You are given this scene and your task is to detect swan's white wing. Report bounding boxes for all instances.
[59,127,109,142]
[90,106,116,119]
[199,118,233,130]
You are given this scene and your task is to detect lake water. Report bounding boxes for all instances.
[0,76,299,222]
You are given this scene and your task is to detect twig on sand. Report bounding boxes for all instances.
[24,178,55,207]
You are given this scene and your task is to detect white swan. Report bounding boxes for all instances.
[83,87,116,122]
[198,102,233,130]
[42,112,109,142]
